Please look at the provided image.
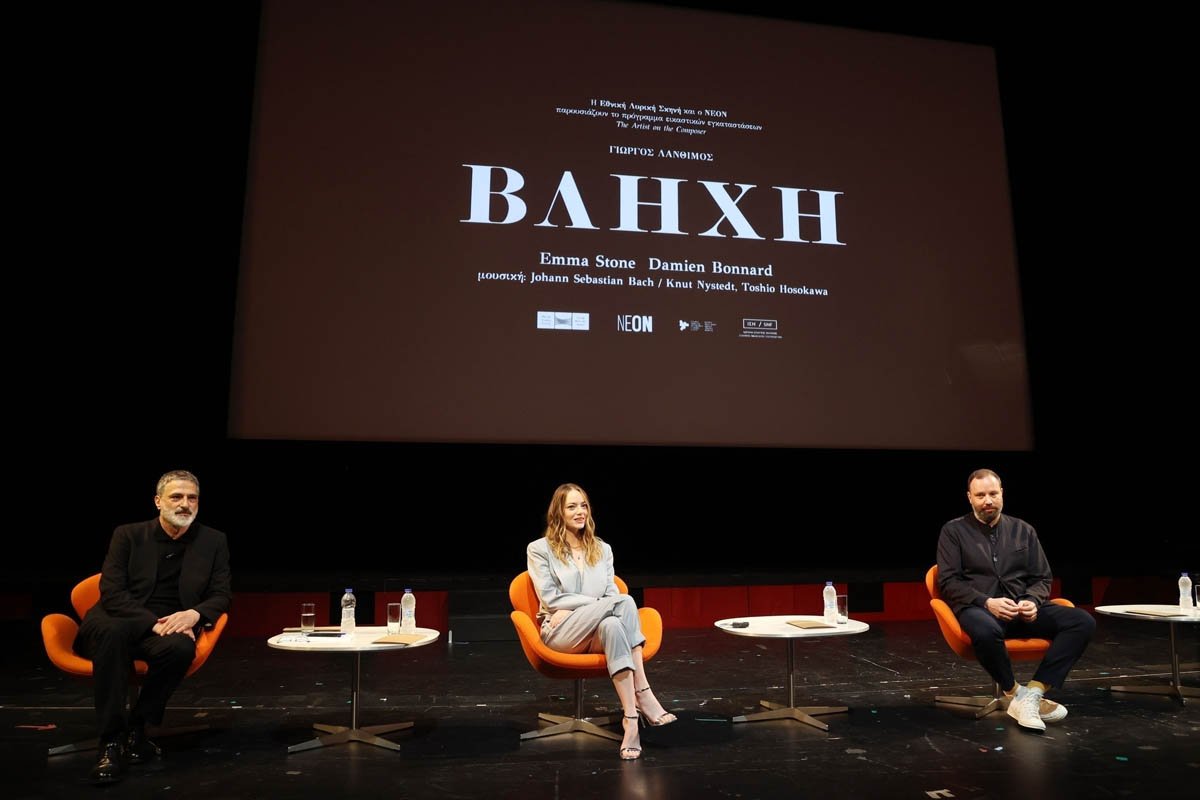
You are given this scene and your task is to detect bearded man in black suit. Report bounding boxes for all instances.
[74,470,232,784]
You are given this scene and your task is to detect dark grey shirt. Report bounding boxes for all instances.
[936,513,1052,615]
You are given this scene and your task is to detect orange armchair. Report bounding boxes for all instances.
[926,565,1073,717]
[509,572,662,741]
[42,573,229,755]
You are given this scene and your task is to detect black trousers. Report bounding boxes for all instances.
[74,609,196,739]
[957,602,1096,691]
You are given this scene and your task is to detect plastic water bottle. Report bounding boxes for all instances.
[340,588,356,633]
[1180,573,1194,614]
[823,581,837,624]
[400,588,417,633]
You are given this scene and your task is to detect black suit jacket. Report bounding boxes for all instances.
[90,518,233,633]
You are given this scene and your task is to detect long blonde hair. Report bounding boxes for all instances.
[544,483,602,566]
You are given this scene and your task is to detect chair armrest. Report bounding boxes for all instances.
[510,611,597,667]
[188,613,228,675]
[929,598,964,637]
[638,607,663,661]
[510,608,543,646]
[42,614,94,677]
[509,610,611,674]
[509,602,665,678]
[930,598,975,659]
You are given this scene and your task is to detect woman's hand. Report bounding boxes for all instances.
[550,609,574,628]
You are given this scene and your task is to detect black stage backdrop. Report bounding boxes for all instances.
[24,3,1193,603]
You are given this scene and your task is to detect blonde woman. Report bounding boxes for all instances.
[526,483,677,760]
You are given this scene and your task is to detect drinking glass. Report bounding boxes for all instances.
[387,602,402,634]
[300,602,316,633]
[835,594,849,625]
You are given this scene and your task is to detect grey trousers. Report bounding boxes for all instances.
[541,595,646,676]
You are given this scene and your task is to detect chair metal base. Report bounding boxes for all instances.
[48,673,222,756]
[48,737,99,757]
[733,700,847,731]
[288,721,412,753]
[935,682,1011,718]
[520,677,623,742]
[521,713,622,742]
[935,694,1011,718]
[48,720,213,757]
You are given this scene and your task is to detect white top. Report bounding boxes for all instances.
[714,615,869,639]
[267,626,440,652]
[1094,604,1200,623]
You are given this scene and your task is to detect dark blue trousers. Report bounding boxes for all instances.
[956,603,1095,690]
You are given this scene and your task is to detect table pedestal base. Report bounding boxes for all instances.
[288,721,413,753]
[1109,684,1199,703]
[731,639,848,731]
[521,713,622,742]
[287,651,415,753]
[734,700,847,731]
[1109,621,1198,706]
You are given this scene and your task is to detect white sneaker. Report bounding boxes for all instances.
[1039,698,1068,723]
[1007,685,1046,732]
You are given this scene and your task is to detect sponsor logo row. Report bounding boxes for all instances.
[536,312,782,339]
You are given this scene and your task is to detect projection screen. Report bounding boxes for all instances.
[229,0,1031,449]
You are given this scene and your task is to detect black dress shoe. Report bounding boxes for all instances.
[89,740,125,785]
[125,729,162,764]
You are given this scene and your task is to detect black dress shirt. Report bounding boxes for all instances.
[145,525,192,618]
[936,513,1052,615]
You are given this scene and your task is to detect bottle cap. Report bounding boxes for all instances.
[405,588,413,593]
[826,581,833,585]
[345,588,353,593]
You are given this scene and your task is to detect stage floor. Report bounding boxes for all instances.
[5,617,1197,799]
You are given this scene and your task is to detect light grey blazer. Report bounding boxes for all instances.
[526,537,619,627]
